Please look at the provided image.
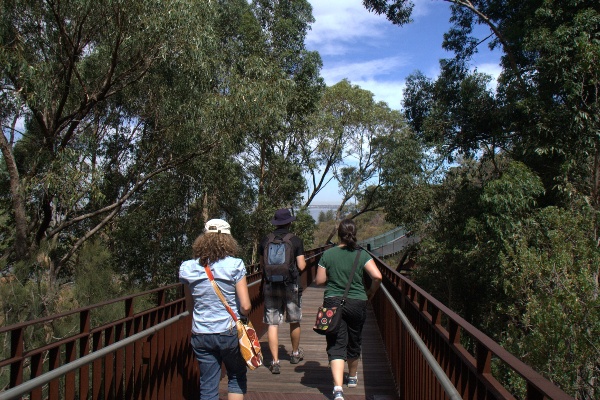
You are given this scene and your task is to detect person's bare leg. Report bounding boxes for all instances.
[330,359,345,387]
[290,322,300,353]
[268,325,279,362]
[347,357,359,378]
[228,393,243,400]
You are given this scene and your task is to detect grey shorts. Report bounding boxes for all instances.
[263,282,302,324]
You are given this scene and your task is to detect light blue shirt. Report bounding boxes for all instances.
[179,257,246,334]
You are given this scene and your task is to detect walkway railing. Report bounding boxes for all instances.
[0,245,328,400]
[358,226,407,249]
[1,244,573,399]
[369,252,573,400]
[0,284,195,400]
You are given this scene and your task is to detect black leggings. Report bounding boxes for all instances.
[323,297,367,361]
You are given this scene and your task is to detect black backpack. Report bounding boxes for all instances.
[263,233,296,283]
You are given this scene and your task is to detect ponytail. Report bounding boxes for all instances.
[337,219,358,250]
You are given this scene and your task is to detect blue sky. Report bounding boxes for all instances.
[303,0,502,204]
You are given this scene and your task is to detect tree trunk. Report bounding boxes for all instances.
[202,191,209,223]
[251,139,268,265]
[0,134,29,260]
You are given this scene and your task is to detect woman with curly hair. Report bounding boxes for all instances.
[315,218,382,400]
[179,219,251,400]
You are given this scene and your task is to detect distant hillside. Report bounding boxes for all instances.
[309,211,396,248]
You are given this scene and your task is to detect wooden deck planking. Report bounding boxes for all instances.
[219,284,399,400]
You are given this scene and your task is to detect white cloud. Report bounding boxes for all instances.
[306,0,389,56]
[476,62,502,81]
[411,0,443,19]
[354,79,406,109]
[320,56,410,84]
[317,56,409,110]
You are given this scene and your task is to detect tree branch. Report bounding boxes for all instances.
[446,0,527,89]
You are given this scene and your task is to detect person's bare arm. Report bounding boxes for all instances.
[315,265,327,285]
[236,276,251,317]
[364,259,382,300]
[296,255,306,272]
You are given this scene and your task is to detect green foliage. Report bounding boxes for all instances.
[0,273,44,328]
[310,210,395,248]
[305,79,420,241]
[413,158,600,396]
[415,160,542,329]
[73,240,121,305]
[318,210,335,223]
[0,0,227,271]
[1,0,323,297]
[500,206,600,397]
[365,0,600,395]
[403,64,503,161]
[291,209,315,251]
[375,116,430,232]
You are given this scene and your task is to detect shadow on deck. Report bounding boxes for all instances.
[219,284,398,400]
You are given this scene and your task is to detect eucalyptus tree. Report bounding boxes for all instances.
[306,80,418,242]
[225,0,324,261]
[364,0,600,210]
[363,0,600,395]
[332,83,409,219]
[0,0,254,304]
[404,65,505,162]
[301,81,350,206]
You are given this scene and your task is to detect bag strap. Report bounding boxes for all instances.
[340,249,362,305]
[283,233,294,242]
[204,264,238,322]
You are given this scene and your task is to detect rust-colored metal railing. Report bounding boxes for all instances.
[0,284,196,400]
[0,245,329,399]
[368,252,574,400]
[1,244,572,400]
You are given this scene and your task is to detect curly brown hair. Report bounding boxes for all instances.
[192,232,239,266]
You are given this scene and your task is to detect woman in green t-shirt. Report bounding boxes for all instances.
[315,219,382,400]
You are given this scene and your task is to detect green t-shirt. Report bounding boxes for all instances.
[318,246,373,300]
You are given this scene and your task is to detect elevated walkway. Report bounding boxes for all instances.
[220,285,397,400]
[358,227,419,259]
[0,244,574,400]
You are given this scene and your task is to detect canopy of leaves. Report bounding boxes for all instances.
[364,0,600,395]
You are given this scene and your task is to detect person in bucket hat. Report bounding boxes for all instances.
[270,208,297,225]
[259,208,306,374]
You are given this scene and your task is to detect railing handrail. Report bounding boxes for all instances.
[0,283,182,335]
[0,312,190,400]
[0,245,331,400]
[379,284,462,400]
[369,251,574,400]
[358,226,406,246]
[1,244,573,400]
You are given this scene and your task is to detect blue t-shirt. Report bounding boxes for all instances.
[179,257,246,334]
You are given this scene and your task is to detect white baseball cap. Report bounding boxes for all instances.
[204,219,231,235]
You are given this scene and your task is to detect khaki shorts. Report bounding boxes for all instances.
[263,282,302,324]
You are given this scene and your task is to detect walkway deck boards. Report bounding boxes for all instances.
[219,284,398,400]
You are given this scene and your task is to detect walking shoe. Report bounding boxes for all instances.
[347,375,358,388]
[333,389,345,399]
[269,361,280,374]
[290,347,304,364]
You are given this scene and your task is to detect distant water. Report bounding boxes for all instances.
[306,205,339,221]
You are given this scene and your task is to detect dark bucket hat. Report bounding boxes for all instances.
[270,208,296,226]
